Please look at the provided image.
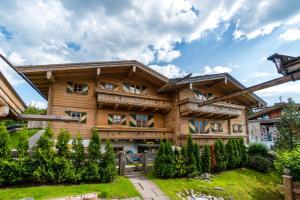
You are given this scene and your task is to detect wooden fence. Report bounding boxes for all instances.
[283,174,300,200]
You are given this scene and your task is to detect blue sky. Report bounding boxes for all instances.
[0,0,300,108]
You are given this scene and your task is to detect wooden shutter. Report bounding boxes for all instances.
[100,82,106,89]
[108,114,113,125]
[147,114,154,128]
[113,84,119,91]
[189,119,195,134]
[204,120,210,133]
[122,115,126,125]
[66,82,74,93]
[80,112,87,124]
[129,114,137,127]
[141,86,148,94]
[82,84,89,95]
[123,83,130,93]
[65,110,71,116]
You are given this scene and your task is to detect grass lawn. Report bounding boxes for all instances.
[148,168,283,200]
[9,128,40,149]
[0,176,139,200]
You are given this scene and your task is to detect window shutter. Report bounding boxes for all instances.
[66,82,74,93]
[65,110,71,116]
[189,119,195,134]
[100,82,106,89]
[204,120,210,133]
[122,115,126,125]
[80,112,87,124]
[108,114,113,125]
[82,84,89,95]
[141,86,148,94]
[123,83,130,93]
[193,89,200,99]
[113,84,119,91]
[129,114,137,127]
[147,114,154,128]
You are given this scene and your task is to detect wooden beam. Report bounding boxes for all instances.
[140,106,146,111]
[46,71,55,83]
[0,105,9,117]
[114,103,119,110]
[128,105,133,111]
[128,65,136,77]
[18,114,79,122]
[197,71,300,107]
[97,68,101,76]
[189,82,193,90]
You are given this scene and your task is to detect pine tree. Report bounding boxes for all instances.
[164,140,176,178]
[56,129,71,158]
[214,139,227,171]
[238,138,248,167]
[154,141,166,177]
[233,139,241,167]
[186,135,197,177]
[72,134,85,169]
[0,122,10,159]
[88,130,101,162]
[194,143,202,174]
[226,139,237,168]
[17,128,29,158]
[201,145,211,173]
[174,148,186,177]
[100,140,117,182]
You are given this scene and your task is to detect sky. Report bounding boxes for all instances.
[0,0,300,109]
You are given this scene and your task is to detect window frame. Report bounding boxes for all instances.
[211,122,223,132]
[112,114,122,124]
[105,83,114,90]
[136,114,148,127]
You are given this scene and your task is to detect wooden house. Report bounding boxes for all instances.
[17,60,266,153]
[0,71,25,119]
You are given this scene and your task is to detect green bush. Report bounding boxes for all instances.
[186,135,197,177]
[0,122,10,159]
[226,139,237,168]
[248,143,268,156]
[56,129,71,158]
[201,145,211,173]
[248,155,271,173]
[238,138,248,167]
[82,161,100,182]
[174,148,186,177]
[17,128,29,158]
[88,130,101,162]
[214,139,227,171]
[52,156,75,183]
[72,134,85,169]
[275,147,300,181]
[233,139,241,167]
[194,143,202,174]
[100,141,117,183]
[0,160,25,185]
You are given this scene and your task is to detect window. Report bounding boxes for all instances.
[65,110,87,124]
[211,123,223,132]
[194,120,205,134]
[67,82,88,95]
[193,89,213,100]
[70,111,82,118]
[124,83,145,94]
[74,83,83,93]
[232,124,243,133]
[136,114,148,127]
[113,115,122,124]
[105,83,114,90]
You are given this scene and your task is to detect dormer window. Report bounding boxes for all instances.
[66,82,88,95]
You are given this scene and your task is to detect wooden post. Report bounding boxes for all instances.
[119,153,126,175]
[142,152,149,173]
[283,175,294,200]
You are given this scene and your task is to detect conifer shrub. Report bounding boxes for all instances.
[72,134,85,169]
[174,148,186,177]
[88,130,101,162]
[186,135,197,177]
[100,140,117,182]
[0,122,10,159]
[194,143,202,174]
[226,139,237,168]
[238,138,248,167]
[56,129,71,158]
[201,144,211,173]
[233,139,241,167]
[248,143,268,156]
[214,139,227,171]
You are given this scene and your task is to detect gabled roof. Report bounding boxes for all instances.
[248,102,300,120]
[159,73,267,107]
[17,60,169,99]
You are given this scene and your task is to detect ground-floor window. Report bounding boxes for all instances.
[232,124,243,133]
[211,122,223,132]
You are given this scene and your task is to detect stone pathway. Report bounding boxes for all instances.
[126,173,169,200]
[29,129,45,149]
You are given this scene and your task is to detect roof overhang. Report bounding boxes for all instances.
[16,60,169,100]
[0,71,26,118]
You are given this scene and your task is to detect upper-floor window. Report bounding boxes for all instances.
[193,89,213,100]
[211,122,223,132]
[105,83,114,90]
[108,114,126,125]
[113,114,122,124]
[189,119,209,134]
[67,82,88,95]
[65,110,87,124]
[123,83,147,94]
[232,124,243,133]
[136,114,148,127]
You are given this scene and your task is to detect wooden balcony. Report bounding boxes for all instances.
[96,89,172,113]
[94,126,174,140]
[179,98,244,119]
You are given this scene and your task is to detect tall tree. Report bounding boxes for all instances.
[214,139,227,171]
[88,130,101,162]
[0,122,10,159]
[226,139,237,169]
[275,99,300,150]
[186,135,197,177]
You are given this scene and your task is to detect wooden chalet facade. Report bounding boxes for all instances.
[17,61,265,153]
[0,71,25,119]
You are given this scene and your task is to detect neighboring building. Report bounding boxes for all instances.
[0,71,26,119]
[17,60,265,153]
[248,102,300,148]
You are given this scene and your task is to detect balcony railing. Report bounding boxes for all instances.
[96,89,172,112]
[94,126,174,140]
[179,98,244,119]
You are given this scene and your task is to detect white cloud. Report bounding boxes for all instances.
[156,49,181,62]
[256,81,300,97]
[278,28,300,41]
[149,64,187,78]
[252,72,272,77]
[28,101,48,109]
[202,65,232,74]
